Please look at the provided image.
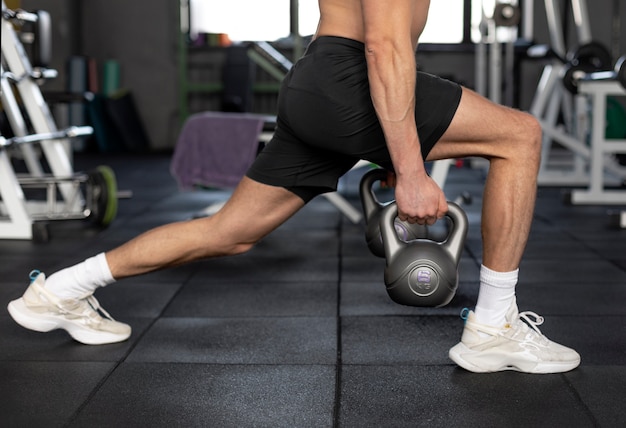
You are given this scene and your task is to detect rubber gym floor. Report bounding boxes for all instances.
[1,152,625,428]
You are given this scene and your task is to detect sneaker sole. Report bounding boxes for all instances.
[7,298,131,346]
[449,342,580,374]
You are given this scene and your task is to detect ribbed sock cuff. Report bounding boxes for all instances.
[44,253,115,299]
[474,264,518,326]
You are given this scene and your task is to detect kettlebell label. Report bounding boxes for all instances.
[408,266,438,297]
[417,270,431,283]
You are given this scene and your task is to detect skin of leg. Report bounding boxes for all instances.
[105,177,305,279]
[427,87,542,272]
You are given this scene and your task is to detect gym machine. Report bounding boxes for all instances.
[475,0,524,106]
[529,0,626,189]
[565,59,626,205]
[566,60,626,229]
[1,2,119,241]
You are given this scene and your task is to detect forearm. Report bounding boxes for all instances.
[364,40,427,181]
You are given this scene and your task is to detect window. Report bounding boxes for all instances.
[189,0,316,42]
[188,0,475,44]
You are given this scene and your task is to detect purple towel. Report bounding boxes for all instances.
[170,112,265,189]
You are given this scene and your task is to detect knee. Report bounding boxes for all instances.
[524,113,542,167]
[510,111,542,168]
[223,241,256,256]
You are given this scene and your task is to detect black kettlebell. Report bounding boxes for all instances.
[360,168,429,258]
[380,201,468,307]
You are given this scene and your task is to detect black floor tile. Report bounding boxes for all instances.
[549,316,626,366]
[519,259,626,284]
[1,316,153,362]
[0,361,116,428]
[165,279,337,317]
[69,363,336,428]
[340,365,594,428]
[565,366,626,427]
[340,279,479,317]
[341,316,460,365]
[515,280,626,316]
[188,254,340,283]
[2,153,625,426]
[126,317,337,364]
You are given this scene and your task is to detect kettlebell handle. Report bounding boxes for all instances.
[380,201,468,264]
[359,168,391,224]
[443,202,469,264]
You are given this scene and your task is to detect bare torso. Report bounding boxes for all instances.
[315,0,430,50]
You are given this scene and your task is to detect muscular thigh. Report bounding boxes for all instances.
[428,87,535,161]
[211,177,306,245]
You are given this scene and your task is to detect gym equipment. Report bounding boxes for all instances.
[0,130,120,240]
[561,44,615,94]
[379,201,468,308]
[568,67,626,206]
[568,55,626,91]
[360,168,428,258]
[0,2,121,241]
[360,167,472,257]
[530,0,626,191]
[475,0,522,106]
[493,2,521,28]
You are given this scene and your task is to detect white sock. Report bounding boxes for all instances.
[44,253,116,299]
[474,264,518,327]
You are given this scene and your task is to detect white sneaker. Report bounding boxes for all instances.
[449,300,580,373]
[7,271,131,345]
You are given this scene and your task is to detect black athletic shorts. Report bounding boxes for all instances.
[246,36,462,202]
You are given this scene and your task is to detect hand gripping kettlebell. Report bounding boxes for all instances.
[359,168,429,258]
[379,201,468,307]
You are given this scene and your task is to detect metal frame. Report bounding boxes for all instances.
[0,1,92,239]
[570,80,626,205]
[529,0,625,186]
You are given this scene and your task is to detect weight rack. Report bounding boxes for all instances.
[1,1,118,241]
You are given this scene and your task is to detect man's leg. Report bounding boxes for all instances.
[428,87,541,272]
[430,87,580,373]
[8,178,306,344]
[106,177,305,279]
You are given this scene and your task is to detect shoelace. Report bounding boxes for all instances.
[515,311,545,335]
[85,295,116,321]
[459,306,546,336]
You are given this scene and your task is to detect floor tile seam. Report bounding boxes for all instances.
[116,361,339,368]
[54,273,203,411]
[0,359,119,365]
[337,362,456,368]
[560,372,604,428]
[338,314,462,319]
[154,315,341,320]
[180,279,342,284]
[63,359,125,426]
[334,221,345,428]
[115,273,200,363]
